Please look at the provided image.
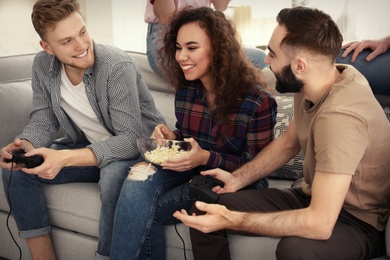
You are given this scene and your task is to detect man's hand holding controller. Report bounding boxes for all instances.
[4,149,44,169]
[1,138,43,170]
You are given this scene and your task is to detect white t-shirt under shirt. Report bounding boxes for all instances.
[60,65,112,144]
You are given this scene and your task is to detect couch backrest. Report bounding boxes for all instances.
[126,51,176,129]
[0,53,35,83]
[127,51,175,94]
[0,54,35,148]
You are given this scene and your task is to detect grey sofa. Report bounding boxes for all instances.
[0,51,389,260]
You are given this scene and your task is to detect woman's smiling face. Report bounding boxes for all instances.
[175,22,212,87]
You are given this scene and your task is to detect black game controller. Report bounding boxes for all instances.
[189,175,224,203]
[4,149,44,168]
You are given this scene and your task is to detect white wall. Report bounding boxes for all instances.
[0,0,148,57]
[0,0,389,57]
[310,0,390,42]
[0,0,42,56]
[228,0,390,47]
[83,0,148,52]
[111,0,148,53]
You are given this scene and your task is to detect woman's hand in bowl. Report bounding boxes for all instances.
[137,138,191,166]
[161,138,210,172]
[151,124,175,140]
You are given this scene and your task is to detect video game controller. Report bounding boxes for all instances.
[4,149,44,168]
[189,175,224,203]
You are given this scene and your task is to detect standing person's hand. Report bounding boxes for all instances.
[341,36,390,62]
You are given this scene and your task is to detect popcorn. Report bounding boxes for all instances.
[144,142,189,165]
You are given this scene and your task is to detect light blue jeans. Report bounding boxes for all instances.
[336,48,390,95]
[243,46,268,69]
[110,163,268,260]
[1,142,142,259]
[146,23,162,75]
[146,23,268,75]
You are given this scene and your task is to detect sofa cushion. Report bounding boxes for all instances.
[150,91,176,130]
[0,169,9,212]
[0,80,32,148]
[336,49,390,97]
[42,182,100,238]
[269,95,304,180]
[376,94,390,107]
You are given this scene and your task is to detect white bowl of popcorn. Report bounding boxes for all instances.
[137,138,192,165]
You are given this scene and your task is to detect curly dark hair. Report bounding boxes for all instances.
[158,6,264,121]
[32,0,81,40]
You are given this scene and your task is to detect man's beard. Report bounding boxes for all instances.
[273,64,304,93]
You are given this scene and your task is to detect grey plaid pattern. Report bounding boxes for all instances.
[18,43,165,168]
[270,95,304,180]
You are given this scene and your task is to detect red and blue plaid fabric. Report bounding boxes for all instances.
[173,81,277,172]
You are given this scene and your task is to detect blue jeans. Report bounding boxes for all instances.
[146,23,268,74]
[243,47,268,69]
[110,163,268,260]
[1,142,142,259]
[146,23,161,75]
[110,164,198,260]
[336,48,390,95]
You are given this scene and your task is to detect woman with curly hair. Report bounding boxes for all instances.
[144,0,268,75]
[110,7,277,260]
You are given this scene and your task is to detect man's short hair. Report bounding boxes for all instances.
[31,0,81,39]
[277,6,343,60]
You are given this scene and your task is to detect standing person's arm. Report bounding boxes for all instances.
[152,0,176,24]
[341,35,390,62]
[211,0,230,11]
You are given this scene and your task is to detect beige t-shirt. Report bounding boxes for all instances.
[294,64,390,231]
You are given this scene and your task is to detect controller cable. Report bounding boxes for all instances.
[142,162,188,259]
[173,182,188,260]
[6,162,23,260]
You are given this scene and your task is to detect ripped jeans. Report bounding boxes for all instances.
[110,162,199,260]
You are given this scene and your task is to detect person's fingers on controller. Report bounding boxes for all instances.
[0,147,9,160]
[195,201,208,212]
[212,186,224,194]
